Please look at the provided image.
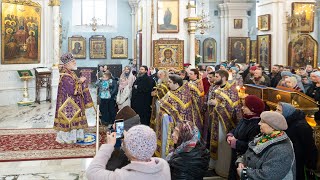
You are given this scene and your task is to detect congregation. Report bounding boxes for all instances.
[55,52,320,180]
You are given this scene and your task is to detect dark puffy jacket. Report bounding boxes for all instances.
[105,114,141,170]
[168,143,210,180]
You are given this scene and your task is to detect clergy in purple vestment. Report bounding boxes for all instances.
[54,52,94,144]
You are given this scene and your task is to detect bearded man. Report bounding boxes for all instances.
[150,70,170,131]
[209,70,242,177]
[131,66,154,125]
[188,68,206,140]
[54,52,94,144]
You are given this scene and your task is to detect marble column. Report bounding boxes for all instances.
[184,3,200,68]
[48,0,61,102]
[129,0,138,60]
[49,0,61,68]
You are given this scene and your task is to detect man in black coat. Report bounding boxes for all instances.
[131,65,154,125]
[277,102,318,180]
[268,64,282,87]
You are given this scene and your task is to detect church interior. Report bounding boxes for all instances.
[1,0,320,179]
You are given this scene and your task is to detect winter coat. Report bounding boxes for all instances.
[116,85,132,110]
[306,83,320,121]
[168,143,210,180]
[131,73,154,125]
[105,114,141,171]
[268,72,282,88]
[236,132,296,180]
[87,144,171,180]
[285,109,318,180]
[228,117,261,180]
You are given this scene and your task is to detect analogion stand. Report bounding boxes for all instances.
[18,75,33,106]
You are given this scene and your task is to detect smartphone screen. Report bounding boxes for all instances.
[115,119,124,139]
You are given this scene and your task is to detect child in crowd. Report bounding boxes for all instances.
[95,72,115,125]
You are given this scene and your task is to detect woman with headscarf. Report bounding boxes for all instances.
[116,66,136,110]
[167,121,210,180]
[276,102,317,180]
[236,111,295,179]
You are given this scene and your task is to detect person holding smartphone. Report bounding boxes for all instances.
[105,106,141,171]
[86,125,171,180]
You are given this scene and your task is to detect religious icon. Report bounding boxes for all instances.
[2,0,41,64]
[89,35,106,59]
[17,70,33,77]
[292,2,315,33]
[257,34,271,70]
[203,38,217,63]
[111,36,128,59]
[153,39,184,70]
[250,40,257,61]
[157,0,179,33]
[234,19,242,29]
[228,37,250,64]
[195,39,200,57]
[288,34,318,68]
[68,36,86,59]
[258,14,271,31]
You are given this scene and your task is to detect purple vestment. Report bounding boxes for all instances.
[54,68,94,132]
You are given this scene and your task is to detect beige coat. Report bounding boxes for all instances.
[86,144,171,180]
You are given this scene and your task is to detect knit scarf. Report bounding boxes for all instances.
[257,131,284,145]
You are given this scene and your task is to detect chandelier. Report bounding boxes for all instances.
[196,0,214,34]
[89,17,99,31]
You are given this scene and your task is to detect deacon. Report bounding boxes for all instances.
[54,52,94,144]
[155,75,194,158]
[209,70,242,177]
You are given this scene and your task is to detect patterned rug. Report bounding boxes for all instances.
[0,127,106,162]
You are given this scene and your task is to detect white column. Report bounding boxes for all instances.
[131,8,136,59]
[48,0,61,102]
[184,2,200,68]
[257,0,286,66]
[189,26,196,67]
[49,0,61,67]
[219,3,253,62]
[129,0,139,60]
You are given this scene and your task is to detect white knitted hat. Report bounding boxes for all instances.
[124,125,157,161]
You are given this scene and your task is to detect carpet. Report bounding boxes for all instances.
[0,127,106,162]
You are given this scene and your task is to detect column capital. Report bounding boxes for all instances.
[48,0,60,6]
[184,17,201,23]
[128,0,139,11]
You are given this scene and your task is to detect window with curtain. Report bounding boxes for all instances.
[72,0,117,27]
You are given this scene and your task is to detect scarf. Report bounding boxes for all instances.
[166,121,200,161]
[119,68,135,91]
[257,131,284,145]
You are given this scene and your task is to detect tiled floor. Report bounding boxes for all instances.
[0,88,97,180]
